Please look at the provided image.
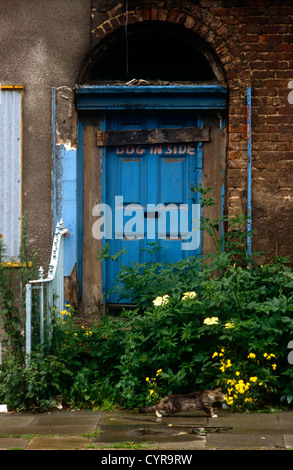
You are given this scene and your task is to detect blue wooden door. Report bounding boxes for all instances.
[102,110,202,303]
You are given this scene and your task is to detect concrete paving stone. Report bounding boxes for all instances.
[97,410,209,445]
[100,410,209,426]
[284,435,293,449]
[0,409,292,450]
[276,410,293,434]
[205,410,291,449]
[97,425,203,444]
[0,414,36,435]
[147,439,206,450]
[206,432,285,450]
[28,410,102,435]
[208,410,280,434]
[0,410,102,439]
[95,439,206,450]
[30,410,102,427]
[26,436,92,450]
[22,424,95,435]
[0,414,36,427]
[0,437,29,450]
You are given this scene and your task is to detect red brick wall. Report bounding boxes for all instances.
[91,0,293,262]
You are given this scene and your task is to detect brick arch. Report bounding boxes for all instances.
[87,3,249,87]
[79,2,251,222]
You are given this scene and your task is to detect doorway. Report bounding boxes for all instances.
[76,22,227,312]
[102,109,203,303]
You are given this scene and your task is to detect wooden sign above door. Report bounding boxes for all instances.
[96,126,210,147]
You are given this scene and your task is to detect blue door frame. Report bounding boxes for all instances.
[76,85,227,111]
[75,85,227,304]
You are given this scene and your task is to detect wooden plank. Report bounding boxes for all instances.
[97,127,210,147]
[82,119,103,314]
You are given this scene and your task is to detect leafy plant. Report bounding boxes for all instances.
[2,190,293,413]
[0,213,37,365]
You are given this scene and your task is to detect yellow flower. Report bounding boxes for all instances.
[182,291,197,300]
[149,389,154,395]
[146,377,150,382]
[203,317,219,325]
[234,380,250,394]
[226,379,236,385]
[271,363,277,370]
[156,369,162,376]
[248,353,256,359]
[225,395,234,406]
[74,333,78,336]
[225,322,234,329]
[265,353,276,360]
[236,371,240,376]
[249,376,258,382]
[153,295,170,306]
[212,351,219,358]
[219,359,232,372]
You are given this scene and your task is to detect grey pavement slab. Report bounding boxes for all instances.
[26,410,102,435]
[0,437,29,450]
[26,435,92,450]
[0,409,292,450]
[283,435,293,449]
[206,410,293,449]
[0,414,36,435]
[96,410,209,446]
[0,410,102,438]
[206,432,285,450]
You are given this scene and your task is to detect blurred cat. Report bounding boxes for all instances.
[139,388,224,418]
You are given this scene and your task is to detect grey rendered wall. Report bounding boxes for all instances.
[0,0,91,267]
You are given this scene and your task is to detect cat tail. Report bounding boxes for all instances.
[138,405,156,413]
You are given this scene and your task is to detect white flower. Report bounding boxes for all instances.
[203,317,219,325]
[153,295,170,307]
[182,291,197,300]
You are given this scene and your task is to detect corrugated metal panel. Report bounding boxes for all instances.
[0,88,22,259]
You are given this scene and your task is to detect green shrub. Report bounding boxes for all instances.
[1,190,293,412]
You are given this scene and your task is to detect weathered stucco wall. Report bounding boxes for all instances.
[0,0,91,268]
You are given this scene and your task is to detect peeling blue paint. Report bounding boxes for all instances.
[53,144,77,277]
[52,88,77,278]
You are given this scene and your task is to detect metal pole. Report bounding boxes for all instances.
[46,276,53,345]
[25,283,32,366]
[247,86,252,260]
[39,267,44,346]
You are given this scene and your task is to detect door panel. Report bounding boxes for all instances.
[103,110,202,303]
